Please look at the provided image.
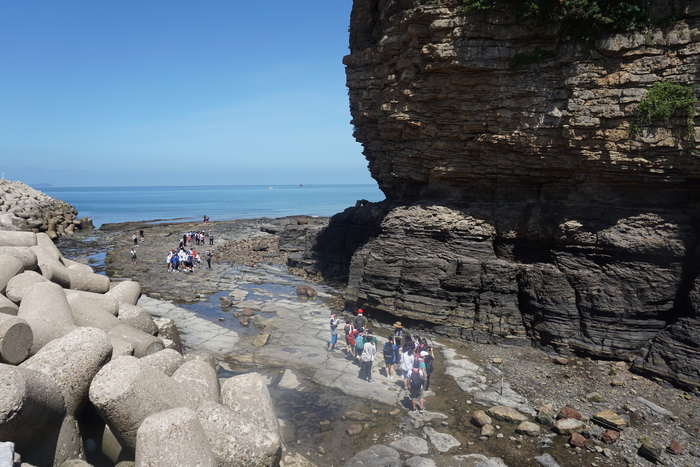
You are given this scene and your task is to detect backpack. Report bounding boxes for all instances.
[409,368,424,390]
[383,342,394,359]
[348,329,357,346]
[424,354,434,374]
[355,334,364,350]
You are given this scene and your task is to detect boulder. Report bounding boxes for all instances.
[553,418,586,435]
[486,405,528,424]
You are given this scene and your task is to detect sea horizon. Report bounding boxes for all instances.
[42,183,385,228]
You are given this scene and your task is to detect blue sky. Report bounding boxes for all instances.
[0,1,374,187]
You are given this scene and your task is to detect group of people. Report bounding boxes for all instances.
[181,230,214,248]
[328,309,434,413]
[166,247,213,272]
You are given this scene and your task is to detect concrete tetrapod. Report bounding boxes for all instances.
[0,314,32,364]
[0,295,18,316]
[89,355,198,453]
[21,327,113,416]
[0,231,37,247]
[67,293,122,332]
[65,289,120,316]
[0,364,66,457]
[66,268,110,294]
[139,349,184,376]
[17,281,76,355]
[135,407,217,467]
[221,372,280,435]
[5,270,49,303]
[118,303,158,335]
[0,246,38,271]
[171,360,220,406]
[35,232,62,260]
[31,245,72,288]
[106,280,142,306]
[107,324,164,358]
[195,400,282,467]
[0,254,23,294]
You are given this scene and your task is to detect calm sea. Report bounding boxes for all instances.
[42,184,385,228]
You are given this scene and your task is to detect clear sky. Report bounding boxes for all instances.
[0,1,374,187]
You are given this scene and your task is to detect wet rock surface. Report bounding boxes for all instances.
[67,218,700,467]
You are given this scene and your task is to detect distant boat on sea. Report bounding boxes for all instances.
[300,182,303,187]
[267,187,274,189]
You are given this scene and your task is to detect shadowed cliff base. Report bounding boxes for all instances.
[308,0,700,390]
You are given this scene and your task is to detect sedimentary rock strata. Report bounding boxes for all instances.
[304,0,700,388]
[0,179,92,236]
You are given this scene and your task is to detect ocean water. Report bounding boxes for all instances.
[42,184,385,228]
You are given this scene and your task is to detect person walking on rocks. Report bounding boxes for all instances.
[359,330,376,382]
[205,250,212,269]
[132,233,139,246]
[327,312,340,352]
[130,248,137,264]
[209,231,214,245]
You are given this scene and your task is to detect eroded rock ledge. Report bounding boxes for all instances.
[301,1,700,389]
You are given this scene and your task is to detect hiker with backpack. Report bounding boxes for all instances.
[354,329,365,363]
[383,336,398,379]
[409,359,427,413]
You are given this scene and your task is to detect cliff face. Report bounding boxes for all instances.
[307,0,700,388]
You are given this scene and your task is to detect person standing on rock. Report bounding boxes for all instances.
[206,250,212,269]
[393,322,403,348]
[344,319,354,355]
[409,359,426,413]
[354,309,366,333]
[327,312,340,352]
[383,336,397,379]
[360,330,376,382]
[132,233,138,246]
[401,348,415,390]
[130,248,137,264]
[209,231,214,245]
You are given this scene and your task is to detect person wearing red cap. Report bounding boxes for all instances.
[354,308,366,332]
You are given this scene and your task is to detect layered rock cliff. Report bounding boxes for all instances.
[302,0,700,388]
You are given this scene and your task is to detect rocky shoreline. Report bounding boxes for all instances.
[54,217,700,467]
